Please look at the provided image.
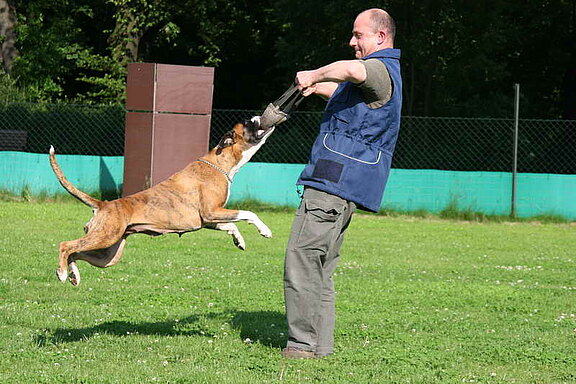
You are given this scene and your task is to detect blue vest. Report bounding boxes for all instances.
[297,48,402,212]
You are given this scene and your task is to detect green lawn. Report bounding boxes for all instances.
[0,201,575,383]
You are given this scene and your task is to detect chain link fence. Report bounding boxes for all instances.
[0,103,125,156]
[1,103,575,174]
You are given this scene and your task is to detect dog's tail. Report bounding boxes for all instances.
[49,146,102,209]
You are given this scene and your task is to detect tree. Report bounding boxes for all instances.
[1,0,574,117]
[6,0,112,101]
[271,0,575,118]
[0,0,18,74]
[5,0,281,106]
[131,0,282,108]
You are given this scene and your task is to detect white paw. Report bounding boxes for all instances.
[56,268,68,283]
[231,231,246,250]
[259,224,272,238]
[69,262,81,286]
[218,223,246,250]
[235,238,246,250]
[237,210,272,238]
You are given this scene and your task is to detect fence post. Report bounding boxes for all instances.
[511,83,520,218]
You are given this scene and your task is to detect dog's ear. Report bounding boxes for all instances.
[216,131,235,155]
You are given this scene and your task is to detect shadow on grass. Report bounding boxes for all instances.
[230,310,286,348]
[34,310,286,349]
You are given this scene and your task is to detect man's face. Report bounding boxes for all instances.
[349,13,381,59]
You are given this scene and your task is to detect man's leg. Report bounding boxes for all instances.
[315,198,356,357]
[284,187,351,353]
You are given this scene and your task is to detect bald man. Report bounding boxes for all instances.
[282,9,402,359]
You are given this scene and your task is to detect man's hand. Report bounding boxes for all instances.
[294,60,367,100]
[295,70,317,95]
[300,85,317,97]
[295,70,338,99]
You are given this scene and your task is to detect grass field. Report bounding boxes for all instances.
[1,200,575,383]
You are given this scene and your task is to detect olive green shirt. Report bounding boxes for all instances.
[357,58,392,109]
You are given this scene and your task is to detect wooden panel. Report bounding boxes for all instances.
[125,63,156,112]
[123,63,213,196]
[155,65,215,114]
[151,114,211,184]
[123,112,154,196]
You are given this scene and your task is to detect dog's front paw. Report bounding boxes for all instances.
[231,231,246,250]
[237,210,273,239]
[234,237,246,250]
[259,225,272,238]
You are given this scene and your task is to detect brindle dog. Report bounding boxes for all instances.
[49,117,274,286]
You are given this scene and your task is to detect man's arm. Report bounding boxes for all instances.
[295,60,367,99]
[304,82,339,100]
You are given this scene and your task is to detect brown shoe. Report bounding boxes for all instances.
[281,347,316,359]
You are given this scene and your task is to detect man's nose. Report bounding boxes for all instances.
[349,36,356,47]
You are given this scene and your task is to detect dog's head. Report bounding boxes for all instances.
[215,116,275,155]
[243,116,275,143]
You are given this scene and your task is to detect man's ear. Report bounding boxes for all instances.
[216,131,235,155]
[377,30,386,44]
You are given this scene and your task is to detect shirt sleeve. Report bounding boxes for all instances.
[357,58,392,109]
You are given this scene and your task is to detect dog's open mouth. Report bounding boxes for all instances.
[250,116,274,141]
[255,127,272,140]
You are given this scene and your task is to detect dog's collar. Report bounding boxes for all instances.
[197,159,233,184]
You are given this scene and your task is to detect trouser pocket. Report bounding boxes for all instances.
[288,189,348,255]
[305,199,343,222]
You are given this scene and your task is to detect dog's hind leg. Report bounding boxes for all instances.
[65,261,80,286]
[74,238,127,268]
[57,220,126,286]
[205,223,246,250]
[65,239,127,286]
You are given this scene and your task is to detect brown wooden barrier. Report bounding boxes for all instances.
[123,63,214,196]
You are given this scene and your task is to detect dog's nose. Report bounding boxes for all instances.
[250,116,261,128]
[243,116,261,129]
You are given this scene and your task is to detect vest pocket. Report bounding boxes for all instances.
[312,159,343,183]
[322,134,381,164]
[328,113,351,134]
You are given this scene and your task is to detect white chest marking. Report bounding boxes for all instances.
[228,125,275,180]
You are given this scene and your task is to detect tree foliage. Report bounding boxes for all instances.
[0,0,574,118]
[272,0,575,118]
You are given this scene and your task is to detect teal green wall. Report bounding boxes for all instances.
[382,169,514,215]
[229,163,304,206]
[2,152,576,219]
[0,151,123,196]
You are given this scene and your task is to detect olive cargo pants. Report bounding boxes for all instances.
[284,187,356,356]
